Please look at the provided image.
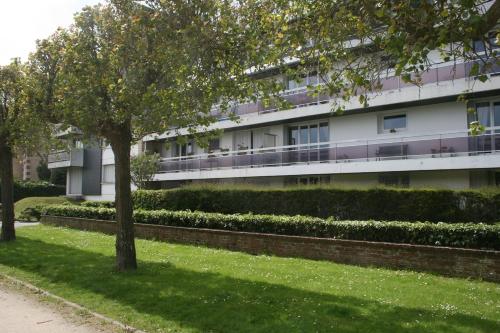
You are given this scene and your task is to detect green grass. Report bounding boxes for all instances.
[0,226,499,333]
[14,197,75,220]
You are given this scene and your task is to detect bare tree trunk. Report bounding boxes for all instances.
[0,142,15,241]
[109,124,137,271]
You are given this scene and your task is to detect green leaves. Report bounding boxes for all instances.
[130,152,160,189]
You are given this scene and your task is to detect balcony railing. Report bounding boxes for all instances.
[157,132,500,173]
[210,60,500,118]
[48,148,84,168]
[48,150,71,163]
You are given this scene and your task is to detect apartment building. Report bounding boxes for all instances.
[143,52,500,190]
[47,126,140,200]
[47,127,102,199]
[49,50,500,200]
[13,155,44,181]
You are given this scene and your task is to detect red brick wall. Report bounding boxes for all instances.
[41,215,500,282]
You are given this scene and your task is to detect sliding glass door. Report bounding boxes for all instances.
[288,122,329,162]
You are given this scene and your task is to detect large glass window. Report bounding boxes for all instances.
[494,103,500,127]
[319,122,329,143]
[299,126,309,146]
[310,125,318,144]
[471,101,500,130]
[288,122,329,146]
[175,141,194,157]
[383,114,407,131]
[286,71,319,90]
[476,103,491,127]
[288,126,299,145]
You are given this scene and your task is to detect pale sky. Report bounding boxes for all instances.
[0,0,102,65]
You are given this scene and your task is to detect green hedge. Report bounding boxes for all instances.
[81,201,115,208]
[130,187,500,224]
[0,181,65,202]
[43,205,500,250]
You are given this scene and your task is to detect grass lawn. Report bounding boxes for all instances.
[14,196,75,220]
[0,226,498,333]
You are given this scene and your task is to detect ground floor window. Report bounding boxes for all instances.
[287,175,330,186]
[378,172,409,187]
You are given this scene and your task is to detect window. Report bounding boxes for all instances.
[472,32,499,53]
[291,176,330,186]
[175,141,194,157]
[476,102,491,127]
[319,122,329,143]
[469,101,500,131]
[378,173,409,187]
[73,139,84,149]
[494,104,500,127]
[208,138,220,151]
[286,71,319,90]
[288,122,329,146]
[383,114,407,132]
[102,165,115,183]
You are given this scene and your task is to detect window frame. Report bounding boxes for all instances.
[470,100,500,133]
[102,164,115,184]
[287,121,330,147]
[381,113,407,133]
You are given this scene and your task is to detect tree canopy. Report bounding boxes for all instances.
[28,0,276,269]
[256,0,500,114]
[0,59,52,241]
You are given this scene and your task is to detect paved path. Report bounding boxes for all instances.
[0,285,104,333]
[0,221,40,228]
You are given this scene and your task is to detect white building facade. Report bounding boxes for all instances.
[49,54,500,199]
[141,56,500,191]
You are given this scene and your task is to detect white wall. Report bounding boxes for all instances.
[330,101,468,142]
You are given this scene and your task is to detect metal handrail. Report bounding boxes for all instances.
[159,130,477,162]
[157,132,500,173]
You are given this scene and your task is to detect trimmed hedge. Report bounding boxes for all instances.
[131,187,500,224]
[81,201,115,208]
[43,205,500,250]
[0,181,65,202]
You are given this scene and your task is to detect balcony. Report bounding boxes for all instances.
[156,132,500,178]
[210,60,500,119]
[48,149,84,169]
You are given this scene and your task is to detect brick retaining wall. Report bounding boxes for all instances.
[41,215,500,282]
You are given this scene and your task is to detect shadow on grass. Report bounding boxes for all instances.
[0,236,497,333]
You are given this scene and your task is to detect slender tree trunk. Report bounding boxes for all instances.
[110,125,137,271]
[0,142,15,241]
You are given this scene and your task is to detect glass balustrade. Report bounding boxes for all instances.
[157,133,500,173]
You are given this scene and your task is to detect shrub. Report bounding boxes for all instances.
[81,201,115,208]
[0,181,66,202]
[131,187,500,224]
[15,197,76,221]
[42,205,500,250]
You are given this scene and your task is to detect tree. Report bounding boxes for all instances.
[0,60,50,240]
[256,0,500,123]
[131,152,160,190]
[30,0,268,270]
[36,159,51,181]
